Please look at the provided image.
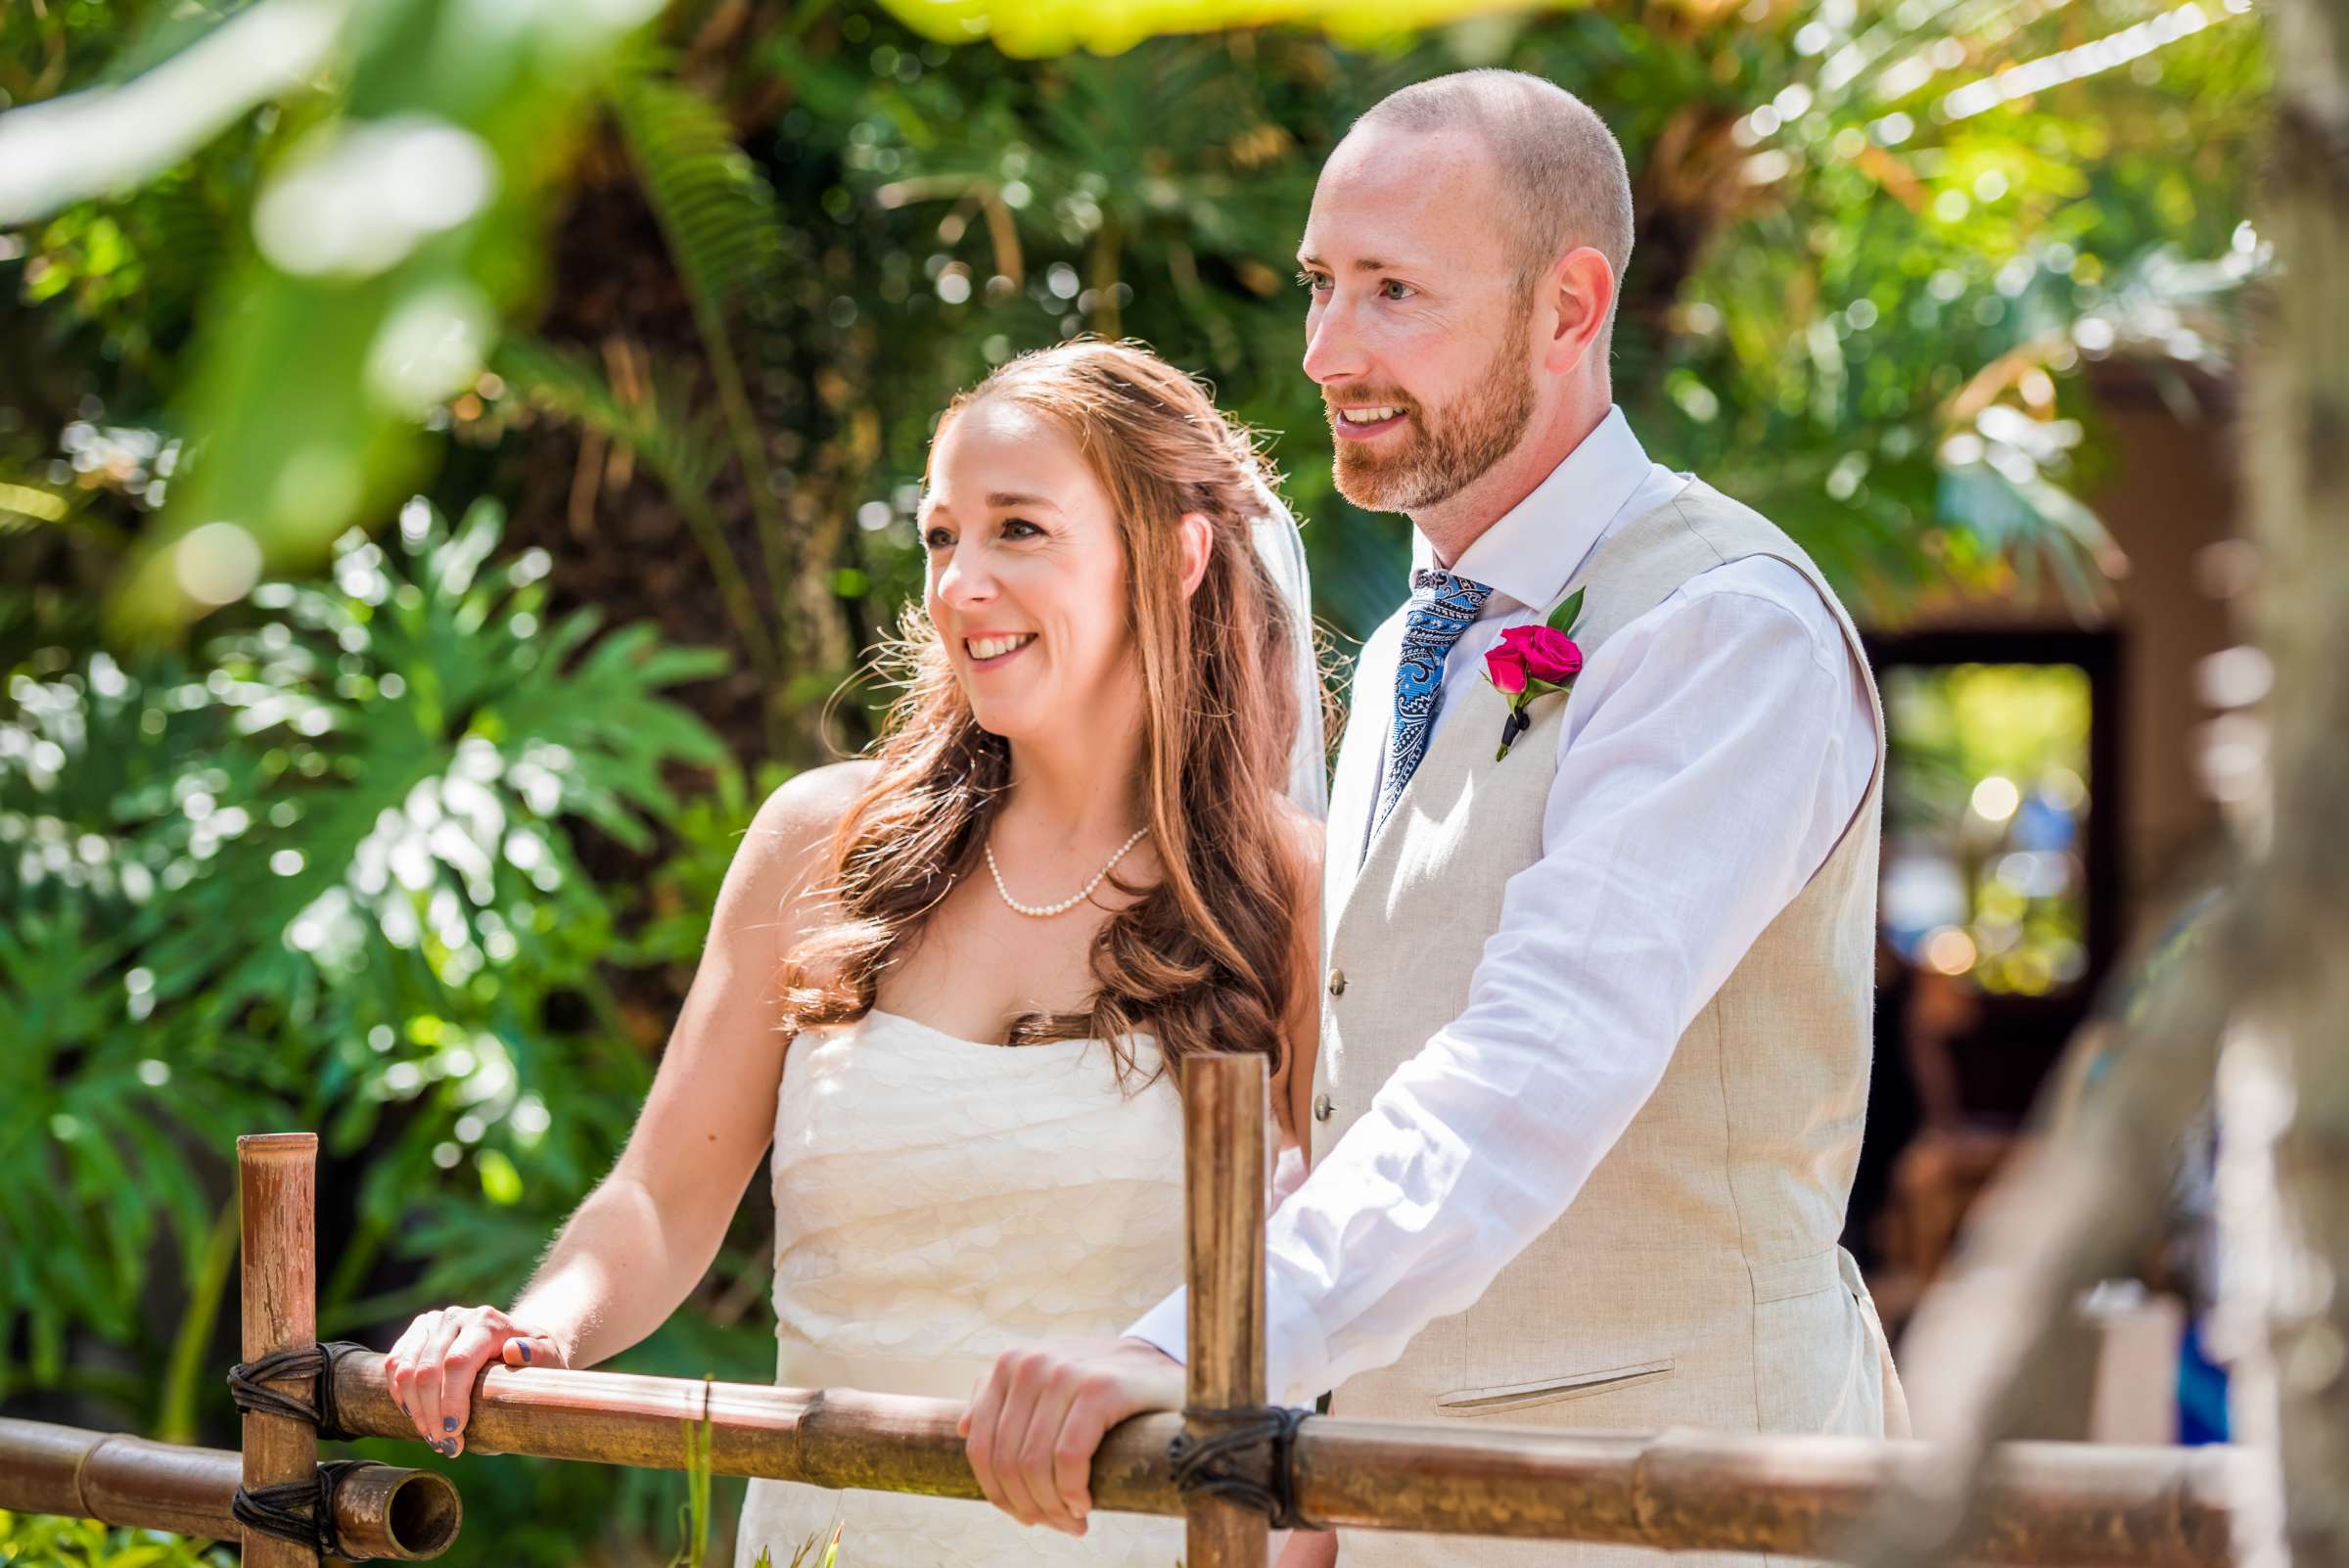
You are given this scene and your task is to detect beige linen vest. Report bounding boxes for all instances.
[1313,481,1909,1568]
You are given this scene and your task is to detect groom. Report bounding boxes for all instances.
[963,69,1908,1563]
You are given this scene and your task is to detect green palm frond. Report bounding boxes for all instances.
[494,336,775,670]
[613,70,791,324]
[612,63,800,678]
[496,337,729,501]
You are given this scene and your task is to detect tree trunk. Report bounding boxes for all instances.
[1844,6,2349,1568]
[2239,0,2349,1561]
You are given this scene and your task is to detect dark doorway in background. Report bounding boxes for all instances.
[1865,628,2124,1120]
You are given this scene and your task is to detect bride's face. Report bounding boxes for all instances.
[921,398,1134,742]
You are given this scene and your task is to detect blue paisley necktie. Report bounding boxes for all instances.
[1372,567,1495,838]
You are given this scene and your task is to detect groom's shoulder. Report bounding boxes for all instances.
[1654,482,1853,628]
[1661,477,1808,563]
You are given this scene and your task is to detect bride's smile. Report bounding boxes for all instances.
[963,632,1036,666]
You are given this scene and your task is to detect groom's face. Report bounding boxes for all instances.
[1299,124,1540,514]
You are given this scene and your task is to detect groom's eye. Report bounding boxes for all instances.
[1379,278,1415,300]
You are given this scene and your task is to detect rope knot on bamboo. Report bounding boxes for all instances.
[230,1457,388,1560]
[1169,1405,1321,1532]
[226,1340,370,1442]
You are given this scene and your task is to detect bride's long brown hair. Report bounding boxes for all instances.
[781,341,1322,1088]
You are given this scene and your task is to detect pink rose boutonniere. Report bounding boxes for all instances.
[1482,587,1587,761]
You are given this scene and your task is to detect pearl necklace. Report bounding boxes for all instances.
[985,827,1151,918]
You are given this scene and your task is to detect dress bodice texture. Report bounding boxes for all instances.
[732,1009,1189,1568]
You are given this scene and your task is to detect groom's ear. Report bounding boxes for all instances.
[1542,246,1617,377]
[1174,511,1215,598]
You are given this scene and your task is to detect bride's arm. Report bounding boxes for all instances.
[506,762,871,1361]
[384,761,873,1454]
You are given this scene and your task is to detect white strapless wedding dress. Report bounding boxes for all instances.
[731,1010,1190,1568]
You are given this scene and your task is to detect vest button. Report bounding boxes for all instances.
[1312,1093,1333,1123]
[1327,970,1347,996]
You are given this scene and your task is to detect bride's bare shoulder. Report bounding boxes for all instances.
[722,761,882,913]
[755,761,883,838]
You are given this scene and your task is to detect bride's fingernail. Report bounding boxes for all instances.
[518,1342,531,1362]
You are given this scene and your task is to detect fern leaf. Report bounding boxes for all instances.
[612,74,790,322]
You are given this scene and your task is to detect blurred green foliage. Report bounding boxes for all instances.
[1,0,2266,1559]
[0,503,762,1562]
[0,1508,231,1566]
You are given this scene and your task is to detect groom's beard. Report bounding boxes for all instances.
[1328,300,1539,514]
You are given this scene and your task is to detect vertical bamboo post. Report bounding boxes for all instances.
[1181,1053,1270,1568]
[239,1132,318,1567]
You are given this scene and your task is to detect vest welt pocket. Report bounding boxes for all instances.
[1749,1246,1844,1305]
[1434,1358,1676,1416]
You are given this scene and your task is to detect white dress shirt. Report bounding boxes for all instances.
[1127,407,1878,1403]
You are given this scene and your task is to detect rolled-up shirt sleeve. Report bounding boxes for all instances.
[1127,565,1874,1404]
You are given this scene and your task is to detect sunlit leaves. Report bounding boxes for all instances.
[0,500,725,1415]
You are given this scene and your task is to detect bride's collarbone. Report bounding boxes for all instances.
[875,883,1110,1044]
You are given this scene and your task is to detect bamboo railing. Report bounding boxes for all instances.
[0,1055,2253,1565]
[0,1417,460,1559]
[300,1347,2240,1564]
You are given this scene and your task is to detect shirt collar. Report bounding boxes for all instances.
[1410,405,1654,614]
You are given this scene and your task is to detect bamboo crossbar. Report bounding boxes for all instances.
[310,1348,2240,1565]
[0,1417,461,1559]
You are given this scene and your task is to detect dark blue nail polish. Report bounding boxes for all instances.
[442,1416,456,1432]
[518,1342,531,1362]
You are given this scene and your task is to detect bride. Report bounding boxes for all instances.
[381,340,1330,1565]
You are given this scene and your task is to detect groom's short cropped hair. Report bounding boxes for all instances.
[1356,69,1635,300]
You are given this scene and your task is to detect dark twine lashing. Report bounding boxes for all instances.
[229,1457,390,1560]
[225,1340,371,1441]
[1168,1404,1322,1532]
[227,1340,383,1559]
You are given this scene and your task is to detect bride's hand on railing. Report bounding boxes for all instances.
[383,1304,570,1457]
